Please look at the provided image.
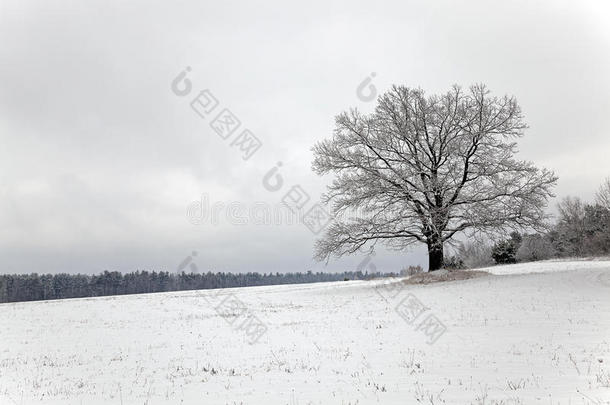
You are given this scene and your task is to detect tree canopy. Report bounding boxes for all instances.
[312,84,557,270]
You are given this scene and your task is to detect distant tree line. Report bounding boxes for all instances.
[447,177,610,267]
[0,269,398,304]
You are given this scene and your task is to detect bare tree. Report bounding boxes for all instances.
[455,240,494,269]
[312,85,557,271]
[596,177,610,210]
[516,234,555,262]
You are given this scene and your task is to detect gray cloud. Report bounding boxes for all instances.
[1,0,609,274]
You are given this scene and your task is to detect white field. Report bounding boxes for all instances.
[1,260,610,405]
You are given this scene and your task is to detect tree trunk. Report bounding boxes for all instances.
[427,238,444,271]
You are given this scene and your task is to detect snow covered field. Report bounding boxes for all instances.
[1,261,610,404]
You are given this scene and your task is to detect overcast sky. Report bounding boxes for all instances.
[1,0,609,275]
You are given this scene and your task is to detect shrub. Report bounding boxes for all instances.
[492,232,522,264]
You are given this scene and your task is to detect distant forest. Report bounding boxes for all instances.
[0,269,400,304]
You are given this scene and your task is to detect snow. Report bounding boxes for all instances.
[1,260,610,404]
[481,259,610,276]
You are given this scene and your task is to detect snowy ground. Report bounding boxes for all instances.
[1,260,610,404]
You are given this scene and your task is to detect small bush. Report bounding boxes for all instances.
[492,241,518,264]
[492,232,522,264]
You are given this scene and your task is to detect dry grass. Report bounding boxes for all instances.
[403,269,491,285]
